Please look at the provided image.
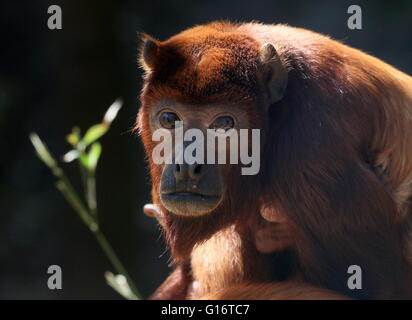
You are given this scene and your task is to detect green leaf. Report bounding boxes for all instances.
[87,142,102,171]
[29,133,57,168]
[62,149,78,163]
[82,124,109,146]
[66,133,79,146]
[105,272,139,300]
[66,127,81,147]
[103,98,123,124]
[79,153,90,168]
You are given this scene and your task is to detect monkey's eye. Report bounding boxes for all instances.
[210,116,234,131]
[159,112,180,129]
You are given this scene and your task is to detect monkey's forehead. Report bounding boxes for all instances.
[143,26,262,101]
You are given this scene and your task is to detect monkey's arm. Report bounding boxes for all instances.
[269,158,412,298]
[250,205,295,254]
[148,264,192,300]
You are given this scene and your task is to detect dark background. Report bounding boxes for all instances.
[0,0,411,299]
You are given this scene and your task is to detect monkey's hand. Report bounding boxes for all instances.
[253,221,294,253]
[143,203,167,227]
[148,264,192,300]
[250,206,294,254]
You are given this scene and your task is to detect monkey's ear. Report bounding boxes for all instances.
[139,33,160,71]
[259,43,288,104]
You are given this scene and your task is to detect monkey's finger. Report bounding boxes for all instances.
[143,203,164,218]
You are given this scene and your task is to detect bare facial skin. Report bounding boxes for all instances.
[150,100,251,216]
[149,100,250,132]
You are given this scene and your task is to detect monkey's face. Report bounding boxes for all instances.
[139,32,288,222]
[149,100,251,217]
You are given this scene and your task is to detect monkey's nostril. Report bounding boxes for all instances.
[194,164,202,175]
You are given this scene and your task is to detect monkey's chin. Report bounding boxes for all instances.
[160,193,222,217]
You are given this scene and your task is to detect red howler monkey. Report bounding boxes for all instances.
[137,22,412,299]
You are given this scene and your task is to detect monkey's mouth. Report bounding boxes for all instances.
[160,191,222,216]
[163,191,219,199]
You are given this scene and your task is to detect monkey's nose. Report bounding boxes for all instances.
[173,163,185,182]
[174,163,202,182]
[189,163,202,179]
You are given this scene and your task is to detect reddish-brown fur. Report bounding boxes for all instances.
[138,21,412,299]
[201,282,349,300]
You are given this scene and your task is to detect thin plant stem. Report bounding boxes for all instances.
[30,133,140,299]
[94,231,140,299]
[86,169,98,218]
[56,179,98,232]
[58,176,140,298]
